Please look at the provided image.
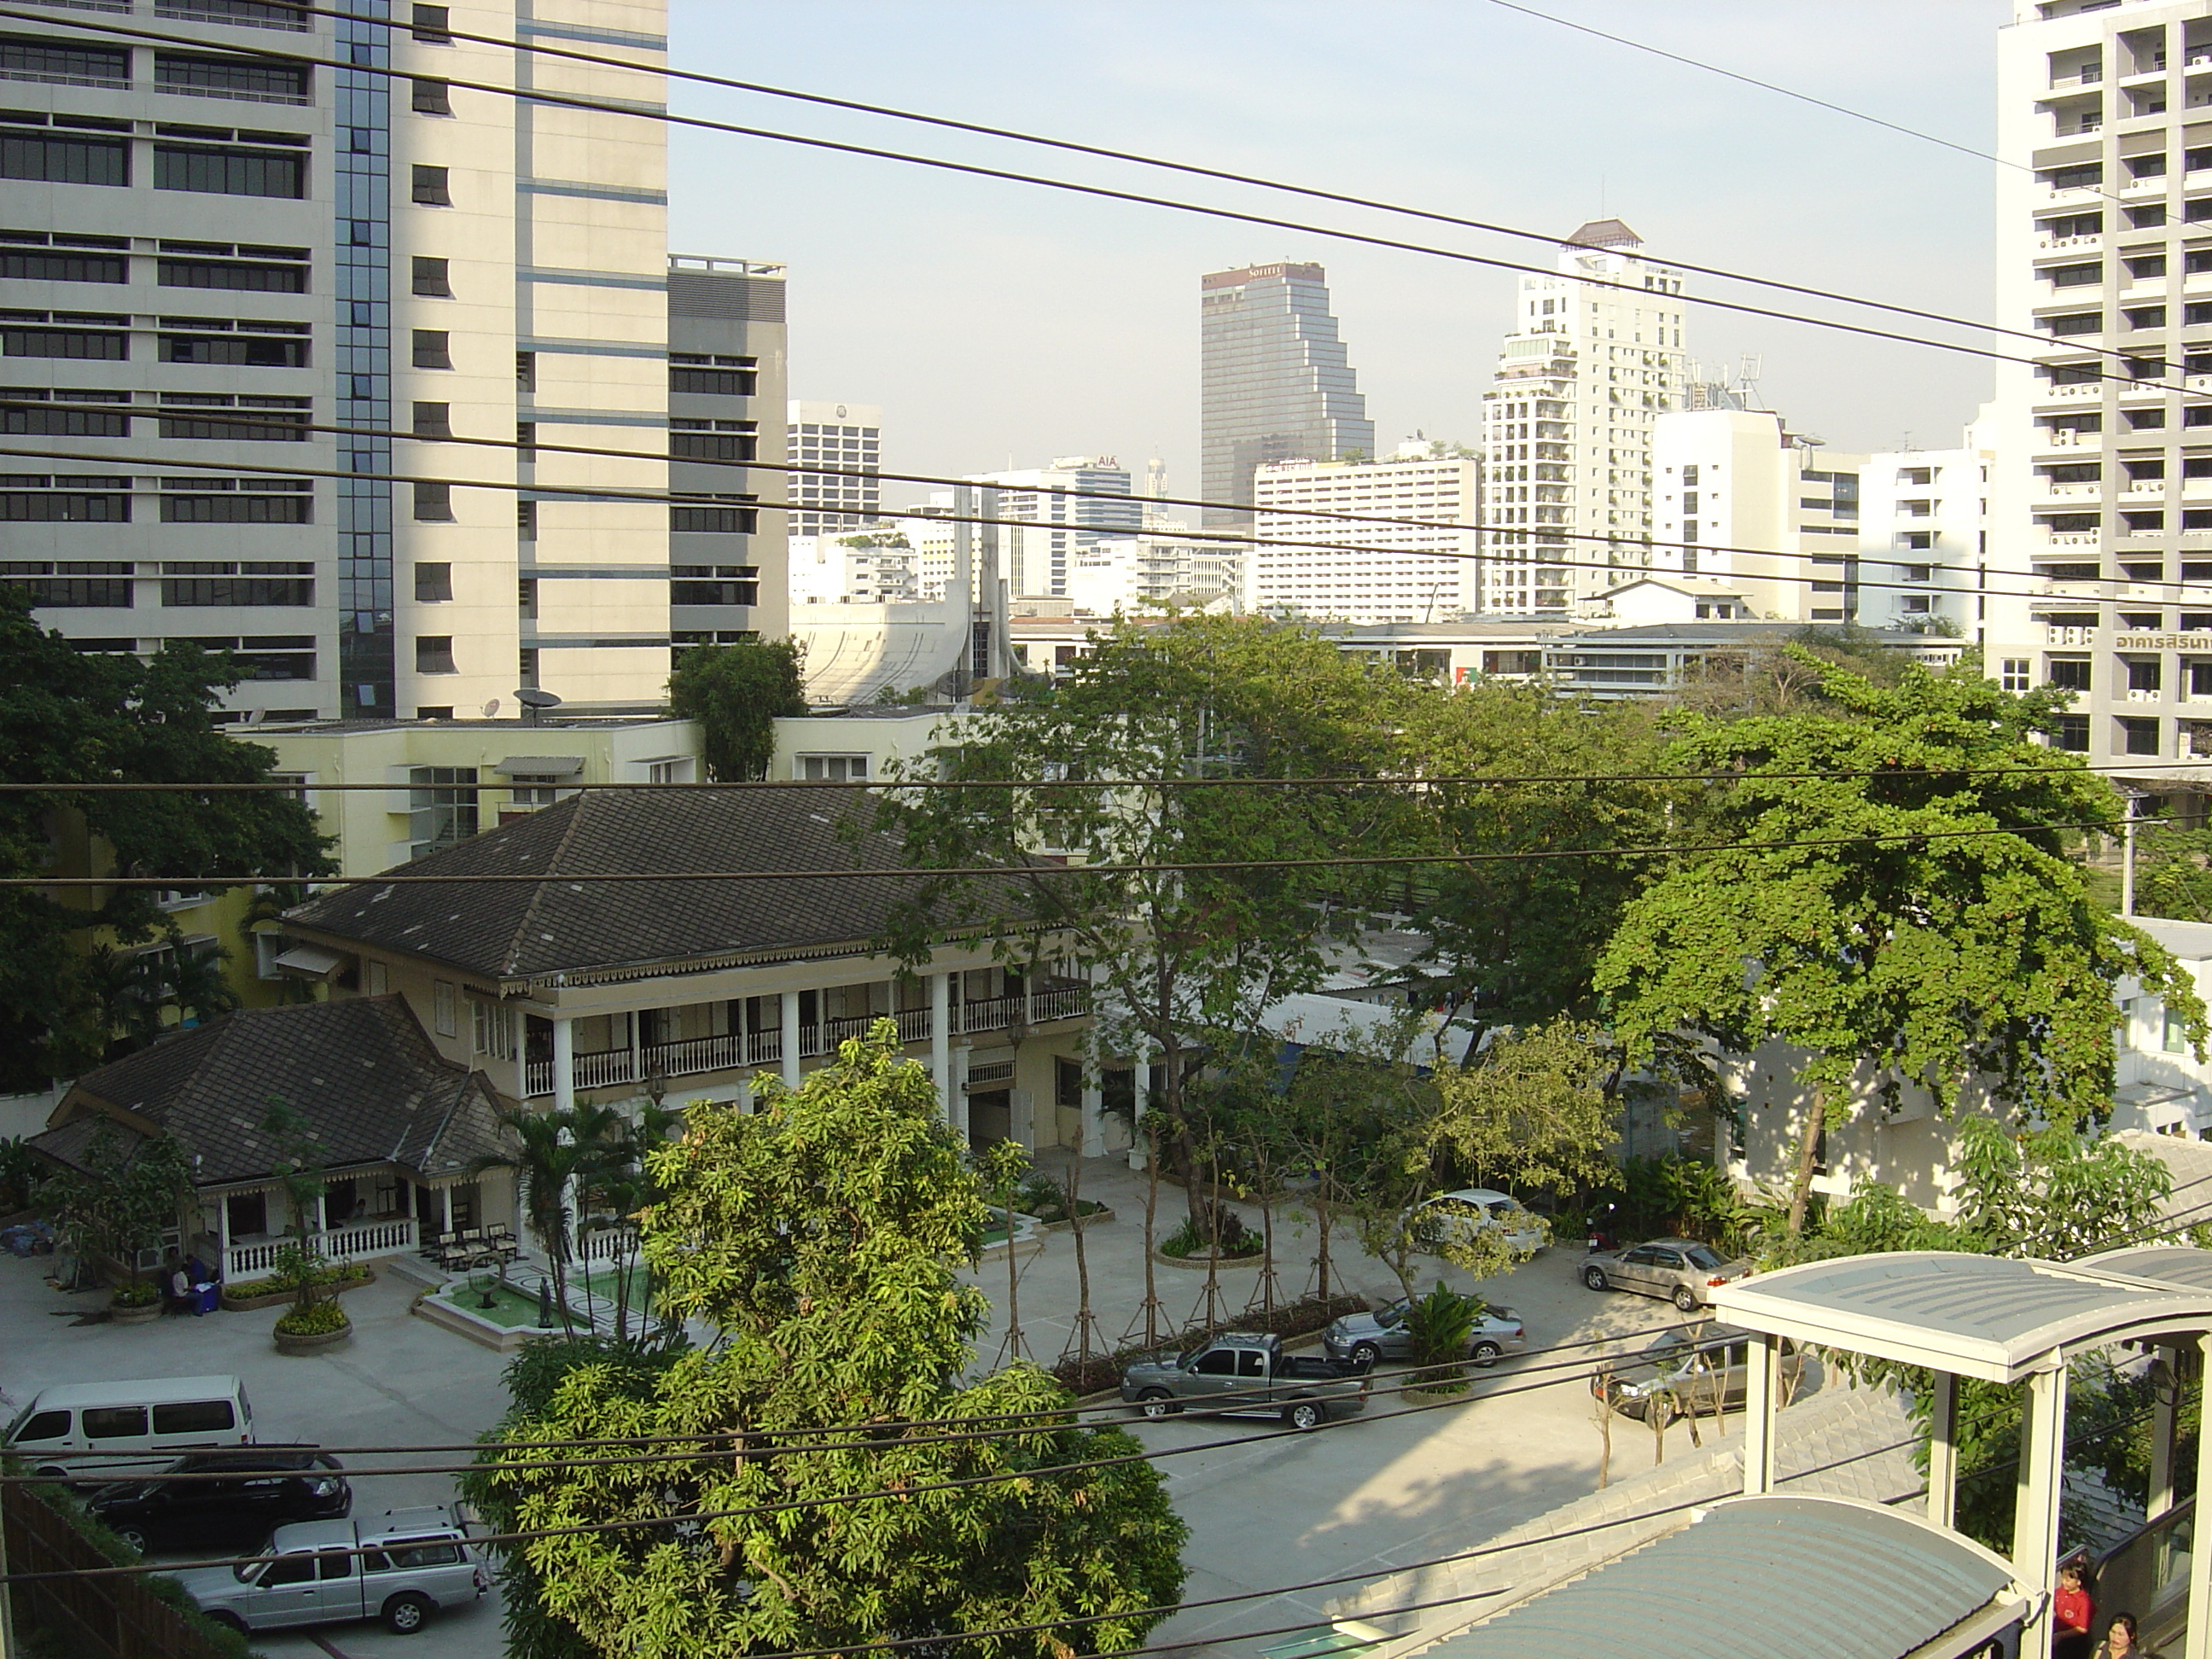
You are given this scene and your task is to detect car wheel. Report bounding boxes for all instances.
[1350,1342,1381,1368]
[203,1610,248,1634]
[1582,1266,1610,1292]
[1137,1389,1180,1419]
[1672,1285,1700,1313]
[1285,1400,1324,1432]
[383,1591,435,1634]
[1469,1341,1503,1368]
[112,1526,149,1554]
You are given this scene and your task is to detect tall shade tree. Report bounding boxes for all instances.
[0,592,332,1086]
[473,1103,626,1335]
[875,613,1428,1221]
[1596,652,2207,1234]
[472,1026,1187,1657]
[667,637,807,781]
[1406,679,1680,1027]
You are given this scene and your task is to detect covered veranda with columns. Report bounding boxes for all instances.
[1713,1249,2212,1659]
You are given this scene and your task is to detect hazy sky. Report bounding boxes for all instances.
[666,1,2013,509]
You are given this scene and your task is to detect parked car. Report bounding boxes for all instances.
[1119,1332,1371,1429]
[1591,1325,1803,1421]
[176,1505,484,1637]
[1580,1237,1749,1312]
[84,1446,350,1553]
[1409,1189,1549,1256]
[1322,1296,1528,1368]
[3,1375,253,1479]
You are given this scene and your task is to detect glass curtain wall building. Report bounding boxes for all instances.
[1200,262,1373,527]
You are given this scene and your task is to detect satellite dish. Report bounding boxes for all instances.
[481,698,502,719]
[515,689,562,708]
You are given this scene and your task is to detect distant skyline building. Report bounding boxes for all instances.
[788,401,882,537]
[1201,262,1374,527]
[963,457,1141,597]
[1248,446,1479,624]
[1479,220,1689,613]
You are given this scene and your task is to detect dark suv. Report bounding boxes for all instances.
[84,1446,351,1553]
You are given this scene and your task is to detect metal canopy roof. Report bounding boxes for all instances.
[1418,1495,2023,1659]
[1708,1250,2212,1382]
[2078,1243,2212,1293]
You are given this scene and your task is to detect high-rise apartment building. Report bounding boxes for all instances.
[963,456,1140,597]
[1200,262,1373,526]
[1479,221,1689,614]
[0,0,684,721]
[1988,0,2212,775]
[667,257,788,653]
[1247,451,1479,623]
[787,400,880,537]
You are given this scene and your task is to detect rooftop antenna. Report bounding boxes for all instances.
[1735,352,1766,411]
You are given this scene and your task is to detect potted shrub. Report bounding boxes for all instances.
[1403,1281,1481,1397]
[107,1278,161,1326]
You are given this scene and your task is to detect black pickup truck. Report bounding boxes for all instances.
[1118,1331,1371,1429]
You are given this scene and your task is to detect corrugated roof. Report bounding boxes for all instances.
[30,997,506,1185]
[1563,218,1643,249]
[2079,1243,2212,1293]
[284,787,1023,983]
[1711,1251,2212,1382]
[1421,1495,2017,1659]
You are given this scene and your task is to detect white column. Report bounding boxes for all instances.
[217,1194,232,1277]
[1927,1371,1958,1530]
[440,1185,454,1234]
[2012,1357,2068,1659]
[1129,1053,1150,1172]
[551,1014,575,1114]
[781,990,801,1090]
[2186,1335,2212,1659]
[627,1009,643,1085]
[930,971,952,1121]
[1740,1331,1778,1496]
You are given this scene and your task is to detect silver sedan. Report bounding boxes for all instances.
[1580,1237,1749,1312]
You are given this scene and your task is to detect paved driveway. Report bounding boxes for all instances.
[0,1254,509,1658]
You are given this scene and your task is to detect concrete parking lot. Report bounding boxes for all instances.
[4,1157,1705,1658]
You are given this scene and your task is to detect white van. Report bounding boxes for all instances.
[3,1375,253,1476]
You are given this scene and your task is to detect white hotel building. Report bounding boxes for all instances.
[1246,450,1479,623]
[1480,219,1688,614]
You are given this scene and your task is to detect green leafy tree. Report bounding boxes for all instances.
[875,612,1427,1224]
[2133,819,2212,923]
[37,1121,195,1291]
[1430,1019,1619,1202]
[472,1025,1187,1656]
[0,591,332,1086]
[1597,652,2206,1234]
[1406,680,1679,1025]
[667,637,807,781]
[474,1103,626,1336]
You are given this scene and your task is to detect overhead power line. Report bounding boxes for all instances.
[0,427,2189,616]
[82,0,2137,373]
[0,3,2163,382]
[2,813,2160,890]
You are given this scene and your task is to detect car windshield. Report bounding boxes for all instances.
[1376,1300,1408,1328]
[1683,1245,1725,1271]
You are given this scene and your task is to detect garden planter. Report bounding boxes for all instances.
[1035,1205,1115,1234]
[1150,1245,1266,1272]
[107,1298,160,1325]
[273,1318,352,1355]
[222,1266,375,1313]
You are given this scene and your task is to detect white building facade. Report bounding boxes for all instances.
[786,400,881,538]
[1988,0,2212,779]
[963,457,1141,599]
[1479,220,1689,614]
[0,0,690,720]
[1247,452,1478,622]
[1065,534,1243,615]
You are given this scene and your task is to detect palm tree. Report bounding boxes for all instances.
[474,1104,620,1335]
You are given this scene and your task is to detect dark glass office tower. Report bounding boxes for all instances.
[1200,262,1373,526]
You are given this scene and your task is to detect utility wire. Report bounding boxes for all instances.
[0,3,2163,381]
[1,760,2187,794]
[81,0,2141,372]
[0,813,2160,890]
[0,427,2078,614]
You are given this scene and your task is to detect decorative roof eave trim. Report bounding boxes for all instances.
[504,918,1067,996]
